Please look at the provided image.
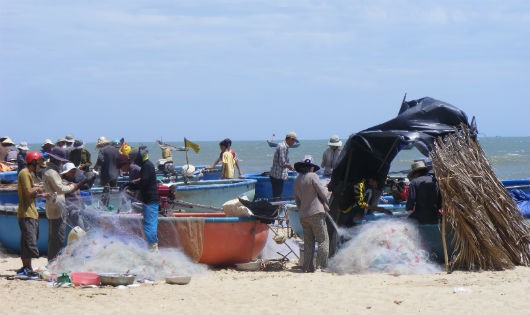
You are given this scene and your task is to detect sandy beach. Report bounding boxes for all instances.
[1,251,529,315]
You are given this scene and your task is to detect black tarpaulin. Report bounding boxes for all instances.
[328,96,476,214]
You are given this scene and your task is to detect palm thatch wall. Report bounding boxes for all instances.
[431,125,530,271]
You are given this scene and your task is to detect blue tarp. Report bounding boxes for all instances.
[509,189,530,218]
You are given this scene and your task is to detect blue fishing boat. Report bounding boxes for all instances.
[241,171,297,201]
[0,171,17,184]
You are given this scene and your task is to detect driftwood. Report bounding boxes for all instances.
[431,125,530,271]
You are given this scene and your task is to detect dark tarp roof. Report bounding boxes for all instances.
[328,96,476,212]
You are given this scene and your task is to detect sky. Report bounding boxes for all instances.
[1,0,529,143]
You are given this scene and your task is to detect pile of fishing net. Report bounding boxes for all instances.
[47,228,207,280]
[328,219,441,275]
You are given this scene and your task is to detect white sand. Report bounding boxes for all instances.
[1,253,529,315]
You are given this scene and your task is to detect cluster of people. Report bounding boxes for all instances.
[271,131,441,273]
[10,134,160,277]
[6,131,442,276]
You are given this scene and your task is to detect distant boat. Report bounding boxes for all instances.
[266,140,300,148]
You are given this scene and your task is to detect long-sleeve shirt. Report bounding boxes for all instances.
[294,172,329,219]
[128,160,158,204]
[43,163,76,220]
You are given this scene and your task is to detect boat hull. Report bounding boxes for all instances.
[0,206,51,254]
[241,172,296,201]
[96,212,269,265]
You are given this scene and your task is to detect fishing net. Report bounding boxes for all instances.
[431,125,530,271]
[328,219,441,275]
[47,225,207,280]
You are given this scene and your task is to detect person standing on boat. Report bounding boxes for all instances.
[293,155,330,272]
[270,132,297,200]
[406,160,441,224]
[321,135,343,178]
[42,147,81,261]
[127,146,159,251]
[16,151,48,276]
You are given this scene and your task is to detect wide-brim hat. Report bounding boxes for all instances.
[48,147,69,163]
[41,139,54,148]
[60,162,77,175]
[285,131,298,140]
[1,137,15,146]
[65,134,75,143]
[73,139,84,149]
[16,141,29,151]
[408,160,429,178]
[294,155,320,172]
[328,135,342,147]
[96,136,111,148]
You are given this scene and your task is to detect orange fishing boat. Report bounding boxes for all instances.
[96,212,269,266]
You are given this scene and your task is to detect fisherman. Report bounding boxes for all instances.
[321,135,342,177]
[270,132,297,200]
[337,177,393,227]
[406,160,441,224]
[294,155,330,272]
[16,151,48,276]
[42,147,82,261]
[40,139,54,161]
[126,146,159,251]
[16,141,30,173]
[0,136,15,163]
[94,136,119,206]
[64,134,75,155]
[69,139,92,172]
[60,162,87,230]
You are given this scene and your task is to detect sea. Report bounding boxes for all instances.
[25,136,529,180]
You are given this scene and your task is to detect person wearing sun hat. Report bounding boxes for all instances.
[321,135,343,177]
[69,139,92,172]
[0,136,15,162]
[269,131,298,200]
[42,146,82,261]
[405,159,441,224]
[15,141,30,173]
[293,155,330,272]
[94,136,119,188]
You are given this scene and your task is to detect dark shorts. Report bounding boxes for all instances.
[18,218,39,259]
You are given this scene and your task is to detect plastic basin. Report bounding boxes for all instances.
[70,272,101,286]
